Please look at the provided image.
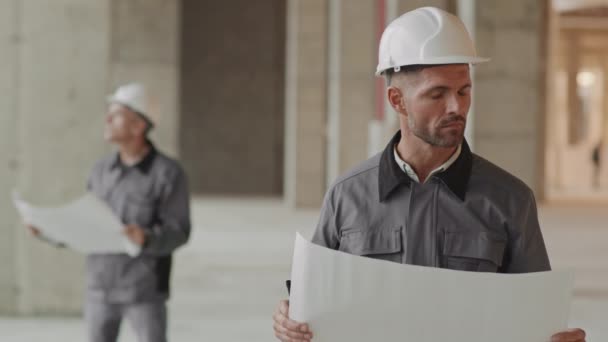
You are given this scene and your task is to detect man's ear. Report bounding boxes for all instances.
[387,86,406,113]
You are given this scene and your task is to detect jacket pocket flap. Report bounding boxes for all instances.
[444,232,506,266]
[339,228,402,255]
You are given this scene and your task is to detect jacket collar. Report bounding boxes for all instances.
[378,131,473,202]
[110,141,157,174]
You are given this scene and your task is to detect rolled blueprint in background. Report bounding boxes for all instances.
[13,191,140,256]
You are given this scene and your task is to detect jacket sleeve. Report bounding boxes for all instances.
[142,166,191,256]
[311,187,340,250]
[502,189,551,273]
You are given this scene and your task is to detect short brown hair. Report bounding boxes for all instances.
[383,64,469,86]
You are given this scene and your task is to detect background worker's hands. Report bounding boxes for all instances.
[26,224,41,237]
[551,328,586,342]
[273,299,313,341]
[124,224,147,246]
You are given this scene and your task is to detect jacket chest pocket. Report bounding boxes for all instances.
[339,227,403,263]
[442,232,506,272]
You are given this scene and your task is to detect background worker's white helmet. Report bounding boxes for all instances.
[376,6,489,76]
[107,82,160,128]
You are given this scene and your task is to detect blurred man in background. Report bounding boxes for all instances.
[29,82,191,342]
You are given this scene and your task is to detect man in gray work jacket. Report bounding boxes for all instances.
[29,82,190,342]
[272,7,586,342]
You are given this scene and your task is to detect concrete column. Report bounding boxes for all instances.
[598,57,608,188]
[0,0,20,314]
[331,0,376,177]
[473,1,545,192]
[543,5,561,196]
[108,0,180,157]
[565,31,583,145]
[457,0,477,150]
[284,0,328,208]
[603,58,608,144]
[14,0,111,314]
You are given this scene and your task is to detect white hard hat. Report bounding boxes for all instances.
[107,82,160,127]
[376,7,489,76]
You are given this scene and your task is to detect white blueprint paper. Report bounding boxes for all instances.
[13,192,140,256]
[289,233,573,342]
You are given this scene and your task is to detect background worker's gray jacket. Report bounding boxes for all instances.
[87,145,191,303]
[312,131,550,273]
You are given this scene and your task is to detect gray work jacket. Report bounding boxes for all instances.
[312,131,550,273]
[87,143,191,303]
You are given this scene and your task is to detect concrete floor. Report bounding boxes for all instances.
[0,197,606,341]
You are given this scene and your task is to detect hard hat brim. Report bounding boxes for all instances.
[375,56,490,76]
[106,95,150,119]
[107,95,143,113]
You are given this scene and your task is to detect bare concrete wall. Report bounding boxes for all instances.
[181,0,286,195]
